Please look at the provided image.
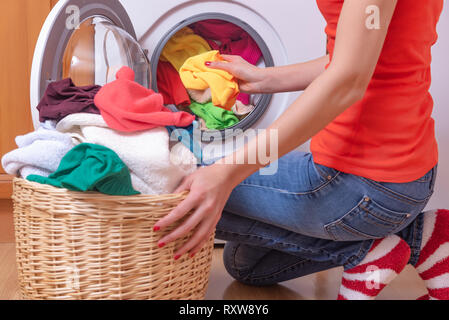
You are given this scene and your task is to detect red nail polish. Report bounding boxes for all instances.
[158,242,165,248]
[153,226,160,232]
[205,61,211,66]
[174,255,181,261]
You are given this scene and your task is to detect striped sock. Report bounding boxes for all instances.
[338,235,411,300]
[415,209,449,300]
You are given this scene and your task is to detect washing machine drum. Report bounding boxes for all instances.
[30,0,273,136]
[30,0,150,128]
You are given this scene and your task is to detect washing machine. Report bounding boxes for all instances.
[30,0,326,161]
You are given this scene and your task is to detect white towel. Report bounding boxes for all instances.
[1,127,75,179]
[56,113,197,195]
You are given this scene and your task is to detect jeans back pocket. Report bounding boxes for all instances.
[324,195,412,241]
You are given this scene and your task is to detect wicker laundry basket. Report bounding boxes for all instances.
[11,178,214,300]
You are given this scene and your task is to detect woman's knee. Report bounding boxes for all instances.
[223,242,250,283]
[222,242,279,286]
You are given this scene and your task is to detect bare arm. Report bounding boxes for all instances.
[218,0,398,184]
[262,55,330,93]
[214,54,330,93]
[155,0,398,258]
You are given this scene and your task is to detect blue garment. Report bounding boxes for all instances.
[167,121,203,163]
[214,150,437,286]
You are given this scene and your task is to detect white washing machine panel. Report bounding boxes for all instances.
[30,0,142,128]
[121,0,327,104]
[30,0,326,160]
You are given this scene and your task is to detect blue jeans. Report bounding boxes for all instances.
[215,150,437,286]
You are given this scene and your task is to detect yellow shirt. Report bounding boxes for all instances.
[180,51,240,111]
[160,27,211,72]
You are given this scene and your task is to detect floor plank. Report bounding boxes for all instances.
[0,188,429,299]
[0,200,14,243]
[0,244,427,300]
[204,248,428,300]
[0,244,20,300]
[0,244,426,300]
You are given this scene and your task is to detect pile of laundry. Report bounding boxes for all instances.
[1,67,200,196]
[157,20,263,131]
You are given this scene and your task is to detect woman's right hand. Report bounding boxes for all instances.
[206,54,268,94]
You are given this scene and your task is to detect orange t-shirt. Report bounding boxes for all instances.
[312,0,443,183]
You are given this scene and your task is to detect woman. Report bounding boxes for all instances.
[154,0,448,299]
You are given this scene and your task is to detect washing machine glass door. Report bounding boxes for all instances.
[30,0,151,128]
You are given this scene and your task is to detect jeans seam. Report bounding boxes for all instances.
[250,259,310,282]
[415,178,431,183]
[315,164,339,181]
[217,229,368,274]
[338,221,379,239]
[229,243,251,279]
[360,204,407,225]
[410,218,420,265]
[343,240,375,270]
[357,176,430,205]
[216,228,336,258]
[240,172,341,196]
[409,214,423,266]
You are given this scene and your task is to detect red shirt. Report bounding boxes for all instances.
[312,0,443,182]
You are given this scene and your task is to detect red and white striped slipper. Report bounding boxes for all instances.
[415,209,449,300]
[338,235,411,300]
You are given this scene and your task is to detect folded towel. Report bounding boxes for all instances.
[180,51,240,111]
[56,113,197,195]
[1,127,75,179]
[28,143,140,196]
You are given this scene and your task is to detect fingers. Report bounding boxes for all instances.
[182,212,221,258]
[220,54,241,62]
[153,193,198,231]
[173,218,215,259]
[188,229,216,258]
[157,204,211,247]
[207,61,233,74]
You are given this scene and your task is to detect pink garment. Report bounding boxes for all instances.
[190,20,263,105]
[94,67,195,132]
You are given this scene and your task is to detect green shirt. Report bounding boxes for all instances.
[28,143,140,196]
[189,101,239,130]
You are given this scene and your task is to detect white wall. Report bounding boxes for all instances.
[427,4,449,210]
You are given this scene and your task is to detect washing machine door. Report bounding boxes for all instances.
[30,0,151,129]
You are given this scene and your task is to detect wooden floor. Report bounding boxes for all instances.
[0,243,428,300]
[0,200,428,300]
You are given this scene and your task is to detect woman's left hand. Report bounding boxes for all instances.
[153,163,236,259]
